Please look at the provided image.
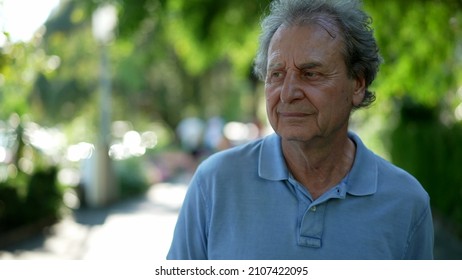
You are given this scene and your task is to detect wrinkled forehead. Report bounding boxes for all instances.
[269,15,346,63]
[285,13,343,40]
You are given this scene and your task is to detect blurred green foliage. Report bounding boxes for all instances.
[0,167,62,231]
[114,157,150,198]
[366,0,462,106]
[0,119,64,233]
[390,99,462,234]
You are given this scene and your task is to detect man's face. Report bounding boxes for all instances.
[265,24,365,144]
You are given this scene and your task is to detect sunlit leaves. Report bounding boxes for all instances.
[160,0,270,76]
[0,40,52,118]
[366,0,461,106]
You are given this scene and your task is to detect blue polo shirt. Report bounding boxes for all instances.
[167,132,434,259]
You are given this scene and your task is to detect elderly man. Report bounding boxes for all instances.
[167,0,434,259]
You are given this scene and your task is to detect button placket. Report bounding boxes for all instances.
[288,175,345,249]
[298,203,326,248]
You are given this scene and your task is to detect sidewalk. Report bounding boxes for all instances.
[0,181,188,260]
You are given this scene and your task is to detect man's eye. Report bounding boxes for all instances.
[266,71,284,83]
[271,71,283,78]
[303,71,317,78]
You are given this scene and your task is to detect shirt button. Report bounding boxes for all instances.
[310,206,317,212]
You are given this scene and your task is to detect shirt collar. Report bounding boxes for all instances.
[345,131,377,196]
[258,132,378,196]
[258,133,289,181]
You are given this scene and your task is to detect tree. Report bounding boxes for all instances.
[365,0,462,107]
[0,39,53,120]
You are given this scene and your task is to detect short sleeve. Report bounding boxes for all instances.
[403,203,434,259]
[167,172,208,260]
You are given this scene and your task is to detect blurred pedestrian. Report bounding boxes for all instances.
[176,117,205,159]
[203,116,226,154]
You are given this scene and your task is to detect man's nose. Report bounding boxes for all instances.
[280,71,305,104]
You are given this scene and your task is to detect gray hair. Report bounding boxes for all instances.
[253,0,381,109]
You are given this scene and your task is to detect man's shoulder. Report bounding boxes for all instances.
[198,136,266,172]
[350,131,429,201]
[372,152,429,202]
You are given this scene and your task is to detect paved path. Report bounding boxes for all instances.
[0,182,187,260]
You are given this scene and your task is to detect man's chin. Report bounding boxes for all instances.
[277,131,316,143]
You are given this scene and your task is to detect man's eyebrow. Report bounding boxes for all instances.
[296,62,323,70]
[268,61,323,71]
[268,62,284,70]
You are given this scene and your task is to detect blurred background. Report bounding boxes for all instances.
[0,0,461,259]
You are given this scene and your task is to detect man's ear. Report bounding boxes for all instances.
[352,76,366,106]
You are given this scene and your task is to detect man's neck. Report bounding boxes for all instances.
[281,133,356,200]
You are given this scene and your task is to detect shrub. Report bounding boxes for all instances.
[390,100,462,234]
[0,168,63,232]
[114,157,150,199]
